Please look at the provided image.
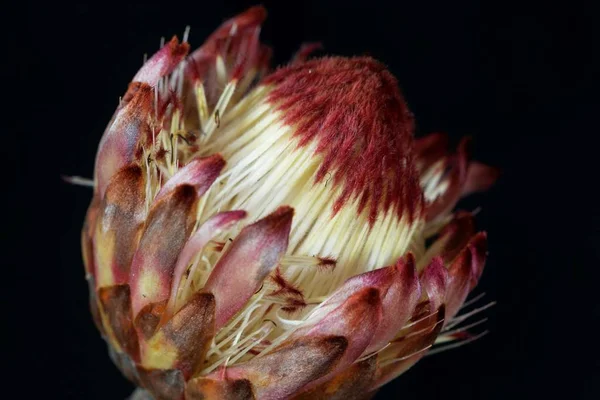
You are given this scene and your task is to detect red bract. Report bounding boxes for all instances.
[80,6,498,400]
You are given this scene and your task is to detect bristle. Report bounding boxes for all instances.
[155,147,168,161]
[441,318,488,337]
[317,257,337,269]
[269,268,304,298]
[279,255,337,270]
[460,292,486,309]
[379,345,433,368]
[183,26,190,43]
[278,297,309,314]
[444,301,496,330]
[426,330,489,356]
[61,175,94,188]
[291,42,323,64]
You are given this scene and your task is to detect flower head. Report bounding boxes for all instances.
[81,6,498,399]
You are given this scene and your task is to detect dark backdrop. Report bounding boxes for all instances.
[9,1,598,399]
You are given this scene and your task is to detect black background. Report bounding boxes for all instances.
[9,1,598,398]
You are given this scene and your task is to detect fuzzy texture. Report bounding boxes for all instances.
[265,57,423,225]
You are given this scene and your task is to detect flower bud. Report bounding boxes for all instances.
[80,6,497,399]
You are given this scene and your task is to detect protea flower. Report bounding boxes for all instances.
[79,6,498,400]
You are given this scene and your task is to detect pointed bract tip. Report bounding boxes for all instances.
[133,36,190,86]
[468,231,488,288]
[420,256,448,311]
[229,5,267,27]
[253,206,295,234]
[208,5,267,42]
[399,252,417,270]
[156,154,226,201]
[270,205,294,218]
